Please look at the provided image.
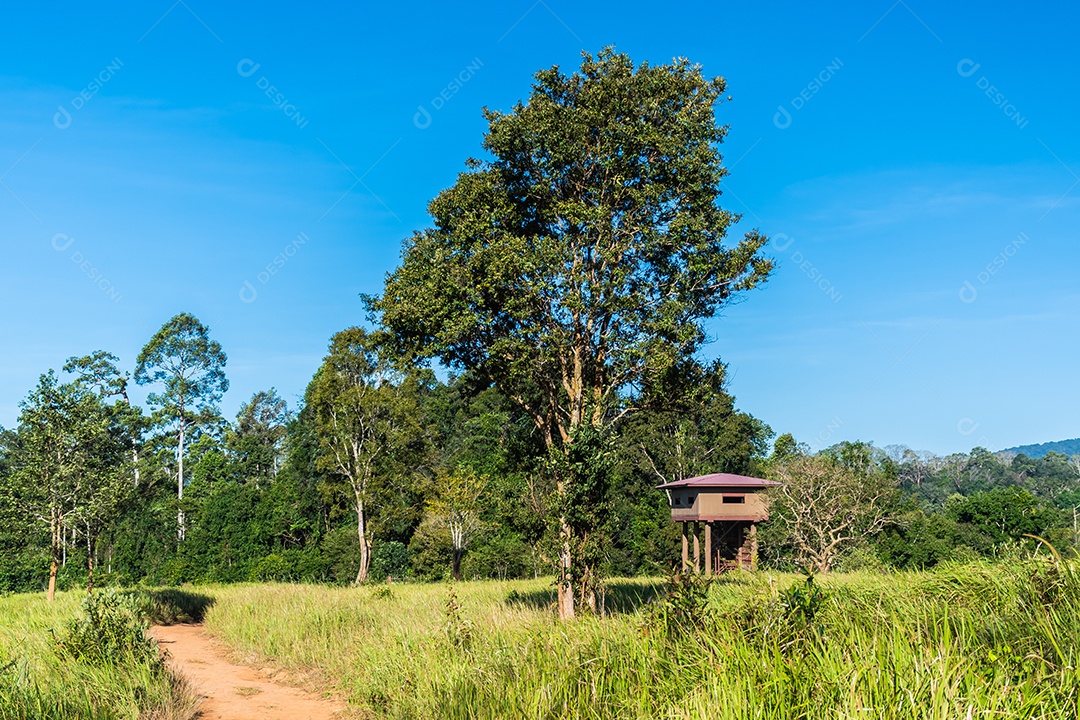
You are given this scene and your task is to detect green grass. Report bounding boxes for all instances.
[0,590,198,720]
[7,560,1080,718]
[199,562,1080,719]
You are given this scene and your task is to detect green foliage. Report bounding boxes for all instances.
[250,553,291,582]
[140,588,215,624]
[369,540,411,581]
[0,591,198,719]
[228,389,290,485]
[307,327,430,584]
[443,584,473,650]
[54,589,157,665]
[645,570,713,637]
[947,486,1063,545]
[552,423,616,602]
[134,313,229,423]
[776,574,825,641]
[371,49,773,615]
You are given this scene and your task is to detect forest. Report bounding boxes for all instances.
[0,311,1076,597]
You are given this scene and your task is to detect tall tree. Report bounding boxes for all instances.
[371,48,772,617]
[228,389,291,486]
[307,328,427,584]
[134,313,228,540]
[64,350,145,486]
[622,360,771,483]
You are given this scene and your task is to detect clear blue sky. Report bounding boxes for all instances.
[1,1,1076,455]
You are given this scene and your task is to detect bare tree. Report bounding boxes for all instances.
[769,454,897,573]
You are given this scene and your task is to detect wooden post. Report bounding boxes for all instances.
[692,521,701,573]
[704,523,712,574]
[681,522,688,572]
[750,523,759,571]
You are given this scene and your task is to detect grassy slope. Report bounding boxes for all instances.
[0,591,197,720]
[201,562,1080,720]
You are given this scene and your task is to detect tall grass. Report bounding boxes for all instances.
[0,590,198,720]
[202,561,1080,719]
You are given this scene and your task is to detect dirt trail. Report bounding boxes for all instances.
[150,624,348,720]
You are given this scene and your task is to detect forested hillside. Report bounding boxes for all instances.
[1002,438,1080,459]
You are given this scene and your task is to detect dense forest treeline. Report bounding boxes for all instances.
[0,314,1077,595]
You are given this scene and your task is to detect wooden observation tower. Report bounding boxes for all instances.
[657,473,779,573]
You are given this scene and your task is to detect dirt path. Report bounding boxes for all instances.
[150,624,348,720]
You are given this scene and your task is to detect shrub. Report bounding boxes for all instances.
[645,570,713,637]
[250,553,290,582]
[54,589,158,665]
[370,541,411,582]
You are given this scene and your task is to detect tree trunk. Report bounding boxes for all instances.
[87,537,96,593]
[557,516,575,619]
[177,422,186,541]
[47,512,60,603]
[132,445,141,487]
[355,494,370,584]
[452,546,462,581]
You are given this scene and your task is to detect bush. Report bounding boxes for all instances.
[280,547,332,582]
[321,527,362,583]
[55,589,158,665]
[370,541,411,582]
[834,543,887,573]
[645,570,714,637]
[250,553,290,582]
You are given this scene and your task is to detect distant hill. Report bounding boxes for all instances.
[1000,438,1080,459]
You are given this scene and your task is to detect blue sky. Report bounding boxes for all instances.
[0,1,1076,455]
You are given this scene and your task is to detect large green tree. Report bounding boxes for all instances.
[371,48,772,617]
[422,466,488,580]
[64,350,145,487]
[135,313,228,540]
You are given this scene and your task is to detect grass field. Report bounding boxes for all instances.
[200,559,1080,719]
[0,589,198,720]
[3,559,1079,719]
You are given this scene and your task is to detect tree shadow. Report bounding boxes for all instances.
[144,589,216,624]
[504,579,663,616]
